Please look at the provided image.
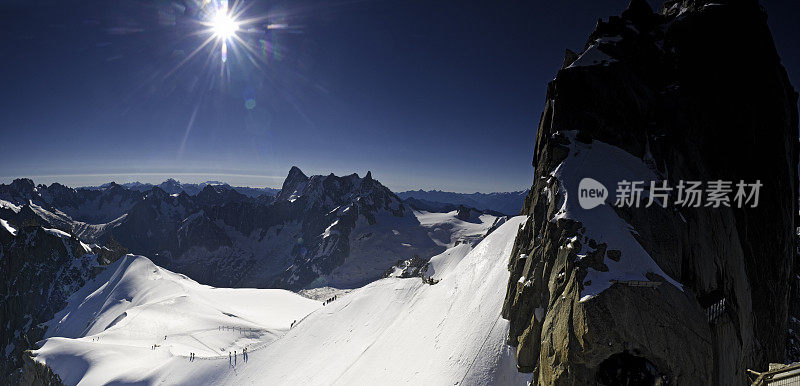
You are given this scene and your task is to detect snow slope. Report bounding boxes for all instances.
[34,217,529,385]
[550,131,682,301]
[426,243,474,279]
[33,255,321,385]
[415,209,505,248]
[313,208,503,288]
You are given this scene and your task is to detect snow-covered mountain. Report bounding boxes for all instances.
[28,216,529,385]
[84,179,280,198]
[260,167,506,289]
[0,179,142,224]
[396,189,528,216]
[0,168,505,292]
[0,221,124,383]
[1,168,507,381]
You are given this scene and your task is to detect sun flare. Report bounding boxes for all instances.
[211,11,239,40]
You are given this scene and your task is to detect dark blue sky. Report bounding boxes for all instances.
[1,0,797,192]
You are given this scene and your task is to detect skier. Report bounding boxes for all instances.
[229,351,232,366]
[234,350,237,365]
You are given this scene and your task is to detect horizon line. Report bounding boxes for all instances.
[0,173,529,194]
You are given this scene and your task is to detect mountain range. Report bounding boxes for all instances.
[1,167,511,382]
[396,189,528,215]
[1,168,507,291]
[22,217,529,385]
[5,0,799,384]
[77,180,528,216]
[83,179,280,198]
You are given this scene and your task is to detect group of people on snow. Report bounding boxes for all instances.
[227,347,249,366]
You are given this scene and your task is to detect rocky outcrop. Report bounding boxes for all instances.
[383,254,429,279]
[19,352,62,386]
[0,179,143,224]
[268,168,423,289]
[502,0,798,385]
[0,224,108,383]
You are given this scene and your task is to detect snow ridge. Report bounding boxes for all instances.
[34,218,530,385]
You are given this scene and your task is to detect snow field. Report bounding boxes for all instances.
[35,216,530,385]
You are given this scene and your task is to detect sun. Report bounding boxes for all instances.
[211,11,239,40]
[174,0,286,68]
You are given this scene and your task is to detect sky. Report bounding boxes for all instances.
[1,0,798,193]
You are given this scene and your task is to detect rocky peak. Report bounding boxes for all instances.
[277,166,310,201]
[10,178,35,194]
[502,1,798,384]
[46,182,72,193]
[143,186,170,201]
[286,166,308,183]
[276,167,397,212]
[0,223,108,382]
[103,182,125,192]
[621,0,658,27]
[195,184,246,207]
[158,178,183,194]
[455,205,472,221]
[41,182,75,203]
[359,171,376,190]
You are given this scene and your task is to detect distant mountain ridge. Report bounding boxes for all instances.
[83,179,280,198]
[0,168,506,291]
[0,169,508,381]
[396,189,528,215]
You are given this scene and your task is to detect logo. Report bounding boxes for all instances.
[578,177,608,209]
[574,178,762,209]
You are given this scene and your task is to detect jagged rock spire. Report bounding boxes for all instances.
[622,0,654,20]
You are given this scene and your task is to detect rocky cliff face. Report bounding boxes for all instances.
[0,223,117,383]
[0,179,143,224]
[502,0,798,385]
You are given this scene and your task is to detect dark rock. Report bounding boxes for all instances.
[20,352,63,386]
[0,226,107,382]
[502,1,798,384]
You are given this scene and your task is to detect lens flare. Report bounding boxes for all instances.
[169,0,291,71]
[211,11,239,40]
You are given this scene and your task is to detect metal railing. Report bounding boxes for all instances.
[749,363,800,385]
